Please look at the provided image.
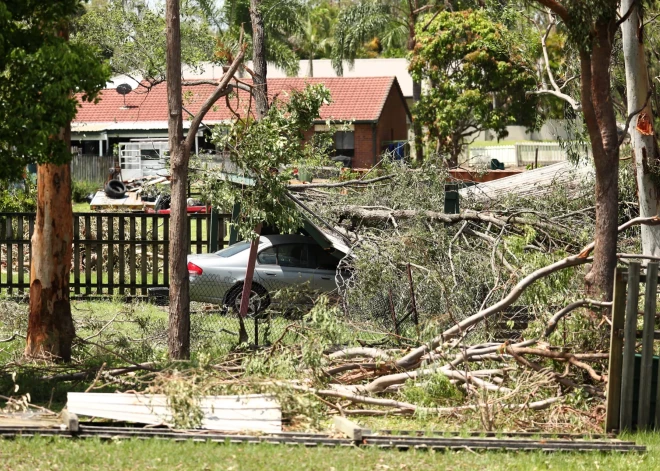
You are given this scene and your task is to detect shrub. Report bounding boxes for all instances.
[0,184,36,212]
[72,180,101,203]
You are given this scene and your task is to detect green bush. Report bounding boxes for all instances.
[72,180,101,203]
[0,184,36,212]
[401,373,463,407]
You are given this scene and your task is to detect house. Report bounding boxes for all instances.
[72,76,411,171]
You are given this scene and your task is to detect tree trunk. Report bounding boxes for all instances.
[621,0,660,257]
[580,21,620,300]
[25,159,75,361]
[250,0,268,119]
[166,0,190,359]
[412,80,423,163]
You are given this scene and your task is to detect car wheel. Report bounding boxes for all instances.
[226,283,270,318]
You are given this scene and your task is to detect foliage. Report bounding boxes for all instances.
[410,10,538,163]
[200,84,332,240]
[401,373,463,407]
[71,180,99,203]
[0,0,110,181]
[216,0,305,76]
[0,183,36,212]
[73,0,215,80]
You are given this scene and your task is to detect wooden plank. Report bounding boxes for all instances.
[61,410,79,433]
[96,215,103,294]
[196,215,203,253]
[85,215,92,295]
[17,214,24,292]
[28,215,34,275]
[67,393,282,433]
[129,216,136,296]
[152,215,158,286]
[107,215,114,295]
[141,216,147,295]
[638,263,658,429]
[118,216,125,296]
[605,268,627,432]
[219,214,226,250]
[6,215,13,294]
[333,416,370,441]
[620,262,640,431]
[73,215,80,295]
[187,215,192,254]
[163,216,169,285]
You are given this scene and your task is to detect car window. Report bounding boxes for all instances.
[215,242,250,258]
[277,244,308,268]
[308,245,340,270]
[257,246,277,265]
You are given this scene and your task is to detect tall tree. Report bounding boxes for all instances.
[163,1,245,359]
[620,0,660,258]
[218,0,303,76]
[331,0,439,162]
[410,10,538,166]
[0,0,108,360]
[249,0,268,118]
[530,0,622,299]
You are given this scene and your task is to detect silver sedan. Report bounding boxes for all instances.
[187,234,343,315]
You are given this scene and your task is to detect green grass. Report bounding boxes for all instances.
[0,433,658,470]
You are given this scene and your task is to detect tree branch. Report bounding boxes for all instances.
[544,299,612,337]
[183,32,246,152]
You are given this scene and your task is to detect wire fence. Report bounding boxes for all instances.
[162,271,424,349]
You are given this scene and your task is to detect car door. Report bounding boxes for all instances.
[255,243,315,292]
[308,245,340,292]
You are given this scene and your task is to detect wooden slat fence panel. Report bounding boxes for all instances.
[0,212,230,296]
[606,264,660,432]
[71,154,117,183]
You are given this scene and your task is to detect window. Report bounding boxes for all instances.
[307,245,340,270]
[257,244,308,268]
[257,246,277,265]
[215,242,251,258]
[334,131,355,157]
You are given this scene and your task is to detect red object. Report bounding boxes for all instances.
[74,77,399,124]
[187,262,203,276]
[145,206,208,214]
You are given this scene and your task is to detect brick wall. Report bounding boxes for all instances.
[376,86,410,158]
[353,124,375,169]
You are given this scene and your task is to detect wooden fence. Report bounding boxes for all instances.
[606,262,660,432]
[71,154,117,183]
[0,212,231,296]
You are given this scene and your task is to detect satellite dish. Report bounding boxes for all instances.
[116,83,132,108]
[116,83,132,95]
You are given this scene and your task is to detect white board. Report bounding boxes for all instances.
[67,392,282,433]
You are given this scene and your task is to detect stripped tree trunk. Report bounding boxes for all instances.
[579,20,620,300]
[166,0,190,359]
[25,159,75,361]
[250,0,268,119]
[621,0,660,257]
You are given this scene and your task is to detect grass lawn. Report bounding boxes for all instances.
[0,433,658,471]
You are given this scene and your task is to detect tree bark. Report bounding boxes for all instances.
[25,160,75,361]
[412,80,424,163]
[580,20,620,300]
[166,0,190,359]
[621,0,660,257]
[25,25,75,362]
[250,0,268,119]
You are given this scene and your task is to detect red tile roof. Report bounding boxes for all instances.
[74,77,400,125]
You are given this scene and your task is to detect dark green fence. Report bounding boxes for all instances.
[0,211,231,296]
